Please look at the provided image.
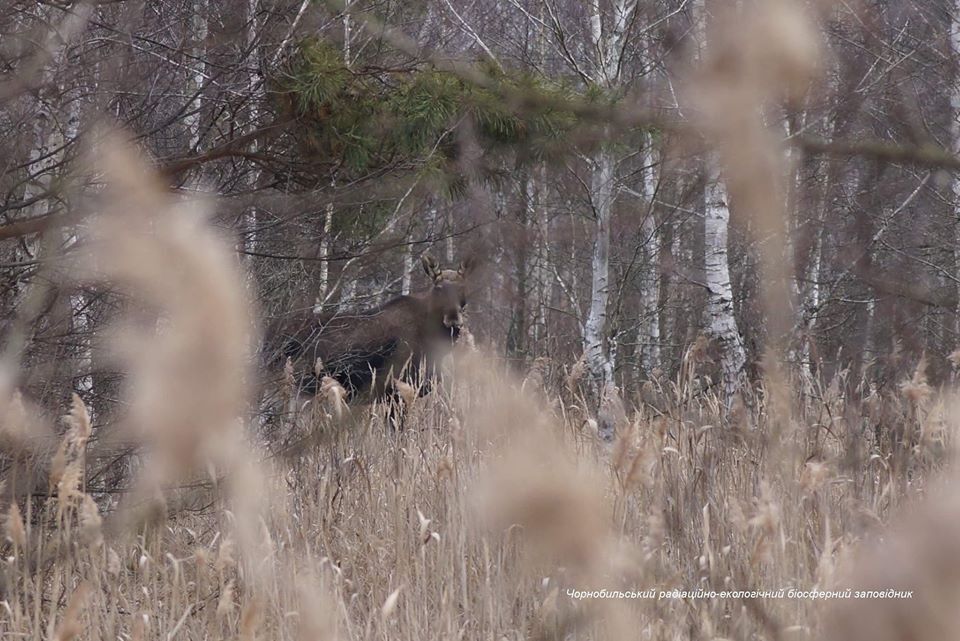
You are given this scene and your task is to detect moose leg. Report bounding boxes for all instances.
[382,376,414,432]
[408,358,439,398]
[417,376,433,397]
[416,366,450,400]
[378,356,437,432]
[386,397,406,432]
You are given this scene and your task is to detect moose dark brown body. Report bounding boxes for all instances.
[281,255,471,402]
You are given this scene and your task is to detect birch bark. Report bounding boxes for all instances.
[242,0,262,257]
[703,166,746,401]
[186,0,207,154]
[581,0,636,393]
[319,2,353,301]
[637,134,662,375]
[951,5,960,335]
[695,0,746,404]
[584,146,617,388]
[531,165,551,351]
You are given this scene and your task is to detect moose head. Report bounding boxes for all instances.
[420,254,474,340]
[277,252,478,408]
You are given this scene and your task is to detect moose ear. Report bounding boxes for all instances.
[458,256,476,277]
[421,254,442,282]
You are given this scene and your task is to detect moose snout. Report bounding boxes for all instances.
[443,313,463,339]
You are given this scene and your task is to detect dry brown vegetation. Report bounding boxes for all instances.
[6,2,960,640]
[1,137,958,641]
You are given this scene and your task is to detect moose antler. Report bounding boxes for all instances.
[421,254,442,283]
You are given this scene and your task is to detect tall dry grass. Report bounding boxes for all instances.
[4,340,957,639]
[0,171,956,639]
[4,4,960,639]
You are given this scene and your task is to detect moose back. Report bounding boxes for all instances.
[280,255,473,401]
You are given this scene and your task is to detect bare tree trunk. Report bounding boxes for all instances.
[508,172,534,356]
[529,15,550,355]
[530,165,550,353]
[580,0,636,395]
[18,9,84,401]
[660,213,680,365]
[402,245,414,295]
[583,145,616,390]
[637,135,662,376]
[864,296,876,371]
[401,199,416,296]
[951,3,960,337]
[186,0,208,154]
[21,4,79,224]
[446,207,456,264]
[319,6,354,302]
[319,191,334,300]
[799,215,823,371]
[241,0,262,257]
[704,164,746,403]
[343,0,352,64]
[696,0,745,405]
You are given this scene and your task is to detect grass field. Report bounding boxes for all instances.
[3,346,955,640]
[1,137,956,641]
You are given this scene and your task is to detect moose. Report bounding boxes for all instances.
[279,254,474,413]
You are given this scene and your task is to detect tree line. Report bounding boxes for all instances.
[2,0,960,418]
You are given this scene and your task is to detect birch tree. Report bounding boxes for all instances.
[952,3,960,335]
[694,0,746,405]
[318,2,353,303]
[186,0,208,155]
[581,0,637,396]
[6,0,960,416]
[703,165,746,401]
[637,30,662,376]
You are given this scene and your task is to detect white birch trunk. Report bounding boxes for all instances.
[242,0,262,257]
[704,165,746,404]
[783,113,805,371]
[695,0,745,405]
[446,208,456,263]
[637,135,662,375]
[343,0,352,65]
[864,297,876,366]
[402,244,414,295]
[319,196,334,300]
[583,146,616,389]
[796,142,832,375]
[530,18,550,352]
[25,6,94,401]
[796,63,838,374]
[528,167,550,349]
[661,216,681,359]
[401,197,416,295]
[784,117,802,305]
[580,0,636,393]
[320,9,354,303]
[61,100,87,395]
[19,25,88,400]
[22,9,74,223]
[951,5,960,335]
[798,219,823,372]
[533,167,551,350]
[635,19,663,378]
[186,0,207,154]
